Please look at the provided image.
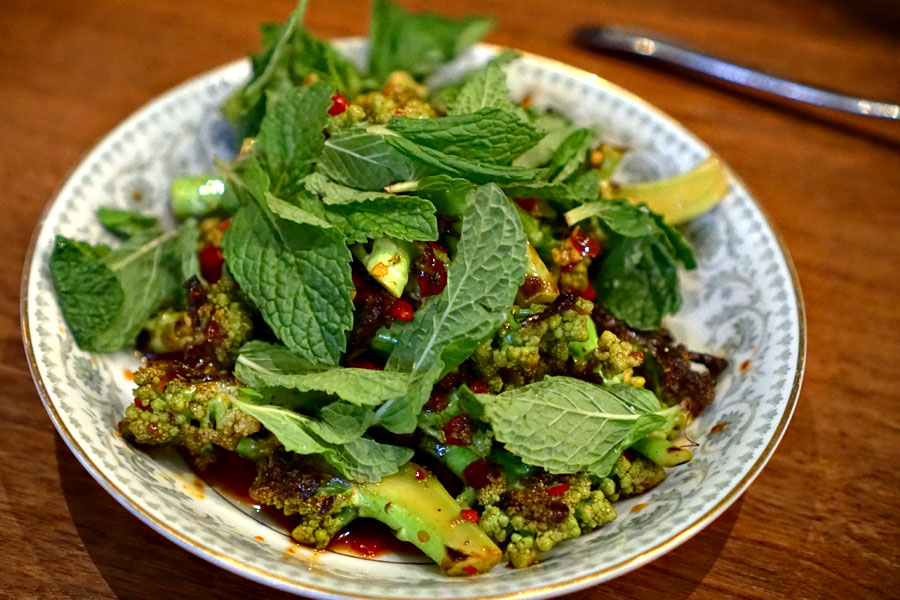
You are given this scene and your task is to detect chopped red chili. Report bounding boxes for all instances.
[198,242,224,284]
[217,218,232,232]
[414,468,428,480]
[390,299,414,322]
[513,197,537,212]
[577,282,596,301]
[347,356,384,370]
[328,92,349,115]
[468,379,488,394]
[417,243,447,297]
[546,483,570,497]
[462,565,478,575]
[424,391,449,413]
[134,397,149,411]
[460,509,479,523]
[443,414,475,446]
[570,228,601,258]
[462,458,491,489]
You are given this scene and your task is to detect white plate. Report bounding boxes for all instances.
[22,40,805,600]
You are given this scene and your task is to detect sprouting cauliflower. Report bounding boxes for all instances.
[141,272,254,367]
[332,71,437,128]
[118,361,259,466]
[471,293,596,392]
[250,450,357,549]
[598,452,667,502]
[477,472,616,568]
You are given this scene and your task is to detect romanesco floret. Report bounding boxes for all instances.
[118,361,260,465]
[600,453,667,501]
[595,329,645,386]
[471,294,596,392]
[250,451,356,548]
[332,71,436,128]
[476,472,615,568]
[141,272,254,367]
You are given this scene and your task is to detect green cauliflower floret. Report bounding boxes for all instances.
[141,272,254,367]
[595,329,645,387]
[599,453,667,502]
[250,450,357,548]
[477,472,614,568]
[251,453,502,576]
[471,294,596,392]
[118,361,260,465]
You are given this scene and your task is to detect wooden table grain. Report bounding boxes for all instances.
[2,0,898,598]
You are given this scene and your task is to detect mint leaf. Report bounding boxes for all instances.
[547,127,595,183]
[319,129,425,191]
[386,174,475,217]
[218,157,271,214]
[369,0,493,81]
[177,218,203,283]
[376,184,527,433]
[50,229,182,352]
[222,0,308,140]
[386,108,542,165]
[235,340,409,405]
[382,133,545,184]
[445,53,522,116]
[222,201,353,366]
[326,437,414,482]
[566,198,696,329]
[478,377,669,477]
[232,394,411,481]
[222,1,364,139]
[513,112,575,168]
[300,173,438,243]
[256,82,334,195]
[96,207,159,239]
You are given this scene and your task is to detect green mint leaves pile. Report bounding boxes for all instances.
[49,0,700,488]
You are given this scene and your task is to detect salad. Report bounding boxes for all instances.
[48,0,730,577]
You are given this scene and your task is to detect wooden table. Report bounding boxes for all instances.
[2,0,898,597]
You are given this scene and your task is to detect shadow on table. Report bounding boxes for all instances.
[58,435,741,599]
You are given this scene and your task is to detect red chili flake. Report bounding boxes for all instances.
[146,422,159,434]
[417,244,447,297]
[347,356,384,370]
[462,565,478,575]
[740,360,752,371]
[198,242,224,284]
[577,282,596,301]
[134,397,149,411]
[631,350,644,361]
[328,92,349,115]
[570,228,602,259]
[426,241,447,256]
[546,483,570,497]
[155,370,175,391]
[514,197,537,212]
[424,391,449,413]
[414,468,429,480]
[460,509,479,523]
[468,379,488,394]
[390,299,414,322]
[443,414,475,446]
[217,218,232,232]
[204,319,223,344]
[462,458,491,489]
[631,502,648,512]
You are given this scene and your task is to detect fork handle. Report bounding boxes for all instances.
[575,26,900,120]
